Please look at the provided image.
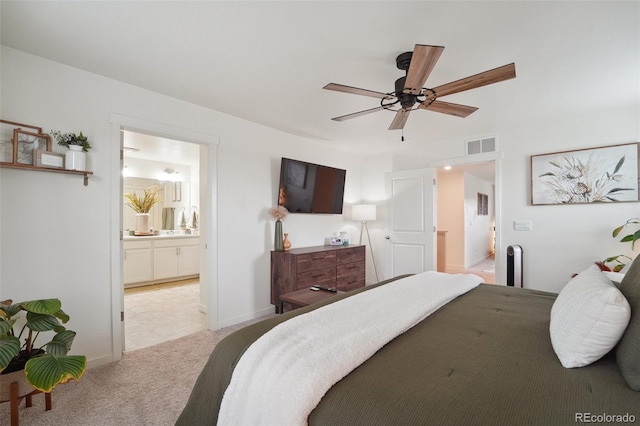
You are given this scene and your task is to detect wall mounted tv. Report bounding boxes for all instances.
[278,158,346,214]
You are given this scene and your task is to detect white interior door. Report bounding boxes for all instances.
[384,169,436,278]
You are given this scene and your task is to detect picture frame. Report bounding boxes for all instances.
[531,142,640,205]
[13,129,52,166]
[34,150,64,169]
[0,120,43,164]
[477,193,489,216]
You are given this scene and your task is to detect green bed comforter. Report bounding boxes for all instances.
[176,281,639,425]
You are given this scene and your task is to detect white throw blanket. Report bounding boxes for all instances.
[217,271,482,426]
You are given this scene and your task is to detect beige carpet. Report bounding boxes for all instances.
[0,321,261,425]
[125,283,206,351]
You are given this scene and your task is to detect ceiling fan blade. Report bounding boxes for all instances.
[388,109,411,130]
[428,63,516,99]
[332,106,385,122]
[420,100,478,118]
[403,44,444,95]
[323,83,392,100]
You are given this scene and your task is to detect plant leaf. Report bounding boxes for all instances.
[606,187,633,194]
[25,312,63,332]
[24,354,87,393]
[612,225,625,237]
[53,309,70,324]
[621,230,640,250]
[0,302,22,318]
[45,330,76,356]
[0,319,16,336]
[0,335,21,372]
[21,299,62,315]
[613,156,625,174]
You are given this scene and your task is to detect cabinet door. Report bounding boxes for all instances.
[154,247,179,279]
[178,244,200,276]
[124,248,153,284]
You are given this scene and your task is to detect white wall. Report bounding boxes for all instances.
[0,47,364,367]
[361,105,640,293]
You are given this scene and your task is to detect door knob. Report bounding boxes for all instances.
[385,235,391,240]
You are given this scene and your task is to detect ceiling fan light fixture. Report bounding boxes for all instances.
[323,44,515,131]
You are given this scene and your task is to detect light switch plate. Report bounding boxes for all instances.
[513,220,533,231]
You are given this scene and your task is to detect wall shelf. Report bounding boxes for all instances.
[0,163,94,186]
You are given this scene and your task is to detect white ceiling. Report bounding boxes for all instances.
[1,1,638,157]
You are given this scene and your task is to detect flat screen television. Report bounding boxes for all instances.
[278,158,346,214]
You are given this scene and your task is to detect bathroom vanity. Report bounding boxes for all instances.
[123,234,199,287]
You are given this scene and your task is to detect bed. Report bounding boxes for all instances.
[176,258,640,425]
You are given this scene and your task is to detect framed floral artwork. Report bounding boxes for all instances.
[531,143,640,205]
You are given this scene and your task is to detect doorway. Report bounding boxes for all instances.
[122,130,204,351]
[436,161,496,284]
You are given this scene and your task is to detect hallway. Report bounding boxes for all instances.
[461,255,495,284]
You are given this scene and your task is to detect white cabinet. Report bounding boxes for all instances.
[178,244,200,276]
[124,237,199,286]
[124,240,153,284]
[153,238,200,281]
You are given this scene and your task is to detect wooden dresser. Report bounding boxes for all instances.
[271,245,365,313]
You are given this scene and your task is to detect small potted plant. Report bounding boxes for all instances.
[0,298,86,400]
[124,186,161,235]
[50,130,91,152]
[50,130,92,171]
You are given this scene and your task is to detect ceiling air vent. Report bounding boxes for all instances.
[466,136,497,156]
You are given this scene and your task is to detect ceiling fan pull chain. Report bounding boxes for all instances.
[401,129,405,142]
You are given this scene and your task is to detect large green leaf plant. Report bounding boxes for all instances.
[0,298,86,393]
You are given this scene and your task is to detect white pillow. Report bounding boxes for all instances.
[550,265,631,368]
[602,271,625,286]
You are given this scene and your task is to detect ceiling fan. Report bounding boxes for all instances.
[323,44,516,130]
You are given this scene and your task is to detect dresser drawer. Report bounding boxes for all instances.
[337,246,365,264]
[337,263,365,291]
[296,251,336,273]
[296,266,336,289]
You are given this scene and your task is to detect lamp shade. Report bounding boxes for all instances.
[352,204,376,221]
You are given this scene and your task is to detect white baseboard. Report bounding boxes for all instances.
[86,353,116,370]
[215,306,275,330]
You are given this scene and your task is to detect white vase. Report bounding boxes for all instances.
[135,213,151,235]
[65,145,86,171]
